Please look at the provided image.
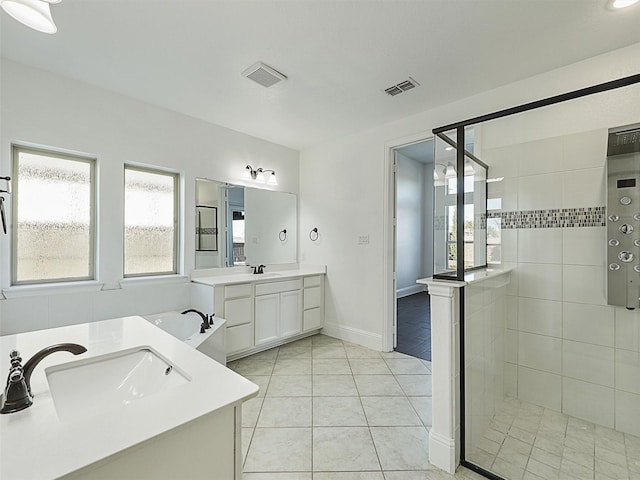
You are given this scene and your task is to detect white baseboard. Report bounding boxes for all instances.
[396,284,427,299]
[321,322,382,351]
[429,430,458,474]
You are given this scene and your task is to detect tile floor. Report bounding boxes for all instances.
[396,292,431,361]
[229,334,485,480]
[467,397,640,480]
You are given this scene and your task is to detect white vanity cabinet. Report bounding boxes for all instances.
[303,275,323,332]
[201,269,325,360]
[214,282,254,355]
[254,279,302,345]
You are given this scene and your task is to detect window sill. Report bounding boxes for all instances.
[2,281,104,299]
[119,275,190,289]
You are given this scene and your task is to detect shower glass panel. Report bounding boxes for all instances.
[433,127,487,279]
[461,80,640,480]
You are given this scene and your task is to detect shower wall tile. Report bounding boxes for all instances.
[518,174,563,211]
[506,295,518,330]
[563,227,606,266]
[504,329,518,364]
[563,377,614,428]
[563,302,614,347]
[517,263,562,301]
[500,229,518,263]
[562,265,607,305]
[615,349,640,395]
[562,340,614,387]
[518,332,561,375]
[561,129,607,171]
[504,362,517,398]
[518,366,561,411]
[516,136,564,177]
[482,146,518,178]
[518,298,562,338]
[615,390,640,437]
[562,167,605,209]
[615,308,640,352]
[517,229,562,264]
[487,177,518,212]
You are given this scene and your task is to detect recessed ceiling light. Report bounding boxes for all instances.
[611,0,639,8]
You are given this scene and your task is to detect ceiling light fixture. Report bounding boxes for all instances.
[244,165,278,186]
[0,0,59,34]
[611,0,639,8]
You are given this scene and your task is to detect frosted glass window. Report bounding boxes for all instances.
[124,166,178,276]
[13,147,95,284]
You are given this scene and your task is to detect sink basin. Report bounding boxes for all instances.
[254,272,282,279]
[46,347,190,422]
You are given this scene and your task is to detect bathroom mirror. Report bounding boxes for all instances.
[195,178,297,268]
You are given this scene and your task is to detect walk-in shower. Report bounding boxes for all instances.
[434,74,640,480]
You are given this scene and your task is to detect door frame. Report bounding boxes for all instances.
[382,132,434,352]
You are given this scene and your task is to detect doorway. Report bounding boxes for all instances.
[393,139,434,361]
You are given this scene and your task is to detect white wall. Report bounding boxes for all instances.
[299,42,640,350]
[396,152,426,297]
[0,60,299,335]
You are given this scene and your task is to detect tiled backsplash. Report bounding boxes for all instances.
[486,206,606,229]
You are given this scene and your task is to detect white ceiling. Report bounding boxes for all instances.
[2,0,640,151]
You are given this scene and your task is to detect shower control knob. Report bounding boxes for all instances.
[620,224,634,234]
[609,239,620,247]
[635,265,640,273]
[610,263,621,271]
[620,196,632,205]
[635,239,640,247]
[635,214,640,221]
[608,215,619,222]
[618,251,634,263]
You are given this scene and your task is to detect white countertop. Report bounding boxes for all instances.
[192,265,326,287]
[0,316,259,480]
[416,267,512,288]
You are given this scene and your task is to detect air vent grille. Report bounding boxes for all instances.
[242,62,287,88]
[384,77,420,96]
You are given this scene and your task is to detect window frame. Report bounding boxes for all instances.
[11,144,97,286]
[123,164,180,278]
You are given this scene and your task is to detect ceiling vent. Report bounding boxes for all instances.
[241,62,287,88]
[384,77,420,96]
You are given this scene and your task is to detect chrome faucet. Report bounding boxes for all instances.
[0,343,87,414]
[251,265,266,274]
[181,309,213,331]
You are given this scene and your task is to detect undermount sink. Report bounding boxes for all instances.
[254,272,282,279]
[46,347,190,422]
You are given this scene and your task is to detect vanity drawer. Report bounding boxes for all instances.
[255,279,302,296]
[303,307,322,332]
[303,275,322,288]
[225,283,252,299]
[303,286,321,309]
[226,323,253,354]
[224,297,252,327]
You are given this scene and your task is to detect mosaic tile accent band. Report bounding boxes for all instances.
[196,227,218,235]
[485,206,606,229]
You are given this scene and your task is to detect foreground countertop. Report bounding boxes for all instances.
[192,264,327,287]
[416,267,513,288]
[0,316,259,480]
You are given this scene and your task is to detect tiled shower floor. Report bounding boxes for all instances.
[468,397,640,480]
[229,334,486,479]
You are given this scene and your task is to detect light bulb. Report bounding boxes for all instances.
[612,0,639,8]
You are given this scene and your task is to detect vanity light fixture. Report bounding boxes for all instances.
[244,165,278,185]
[611,0,639,8]
[0,0,60,34]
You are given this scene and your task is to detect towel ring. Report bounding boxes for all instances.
[309,227,319,241]
[279,229,287,241]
